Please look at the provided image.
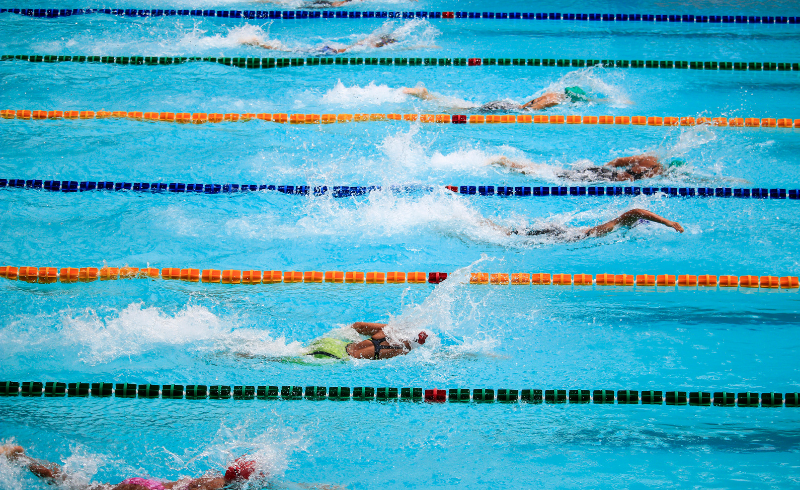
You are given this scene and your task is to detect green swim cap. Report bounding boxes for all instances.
[564,86,588,102]
[668,158,686,167]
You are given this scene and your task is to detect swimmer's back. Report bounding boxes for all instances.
[478,100,525,113]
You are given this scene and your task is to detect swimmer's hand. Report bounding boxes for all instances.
[668,221,684,233]
[0,445,24,459]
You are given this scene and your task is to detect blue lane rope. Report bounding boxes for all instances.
[2,9,800,24]
[0,179,797,199]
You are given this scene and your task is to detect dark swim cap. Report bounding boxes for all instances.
[564,86,588,102]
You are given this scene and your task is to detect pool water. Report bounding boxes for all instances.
[1,0,800,488]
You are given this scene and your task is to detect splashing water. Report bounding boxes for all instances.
[0,426,307,489]
[0,303,305,367]
[197,18,440,56]
[322,81,409,107]
[342,18,441,53]
[537,65,634,108]
[164,421,308,483]
[178,24,295,52]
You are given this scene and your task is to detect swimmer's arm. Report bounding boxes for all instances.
[521,92,564,110]
[585,208,684,237]
[351,322,387,336]
[240,38,276,50]
[480,218,513,235]
[402,87,437,101]
[1,446,67,483]
[163,477,225,489]
[489,156,527,172]
[605,155,658,168]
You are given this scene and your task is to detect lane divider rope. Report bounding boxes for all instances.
[3,109,799,129]
[1,267,797,291]
[0,382,796,407]
[4,8,800,25]
[2,179,798,200]
[3,55,800,71]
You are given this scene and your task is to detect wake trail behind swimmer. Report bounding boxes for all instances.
[482,208,684,241]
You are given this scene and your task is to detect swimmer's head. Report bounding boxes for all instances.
[225,457,265,483]
[564,86,588,102]
[416,331,428,345]
[667,158,686,168]
[375,36,397,47]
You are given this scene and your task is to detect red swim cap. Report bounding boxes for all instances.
[225,458,258,482]
[417,331,428,345]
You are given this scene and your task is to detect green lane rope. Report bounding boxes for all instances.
[0,382,795,407]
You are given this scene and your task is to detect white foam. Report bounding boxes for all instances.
[321,81,409,107]
[0,303,305,366]
[169,17,438,57]
[341,18,441,53]
[176,24,295,52]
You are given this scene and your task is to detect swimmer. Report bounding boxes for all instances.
[240,34,398,55]
[305,322,428,360]
[0,444,275,490]
[483,208,684,240]
[491,154,687,182]
[304,0,417,7]
[305,0,358,7]
[402,86,591,112]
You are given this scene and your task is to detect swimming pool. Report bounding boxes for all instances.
[1,0,800,488]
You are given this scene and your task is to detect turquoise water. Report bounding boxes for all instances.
[1,1,800,488]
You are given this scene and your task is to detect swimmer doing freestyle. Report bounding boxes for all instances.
[402,85,592,111]
[241,33,398,55]
[302,0,416,7]
[482,208,684,240]
[0,444,316,490]
[491,154,687,182]
[304,322,428,360]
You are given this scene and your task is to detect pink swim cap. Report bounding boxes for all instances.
[225,457,259,483]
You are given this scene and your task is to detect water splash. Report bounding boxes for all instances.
[342,18,441,53]
[0,303,305,367]
[537,65,634,108]
[199,18,439,56]
[322,81,409,107]
[177,24,295,52]
[164,420,308,483]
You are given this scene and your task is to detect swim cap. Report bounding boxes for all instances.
[225,458,259,483]
[668,158,686,167]
[564,86,588,102]
[417,332,428,345]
